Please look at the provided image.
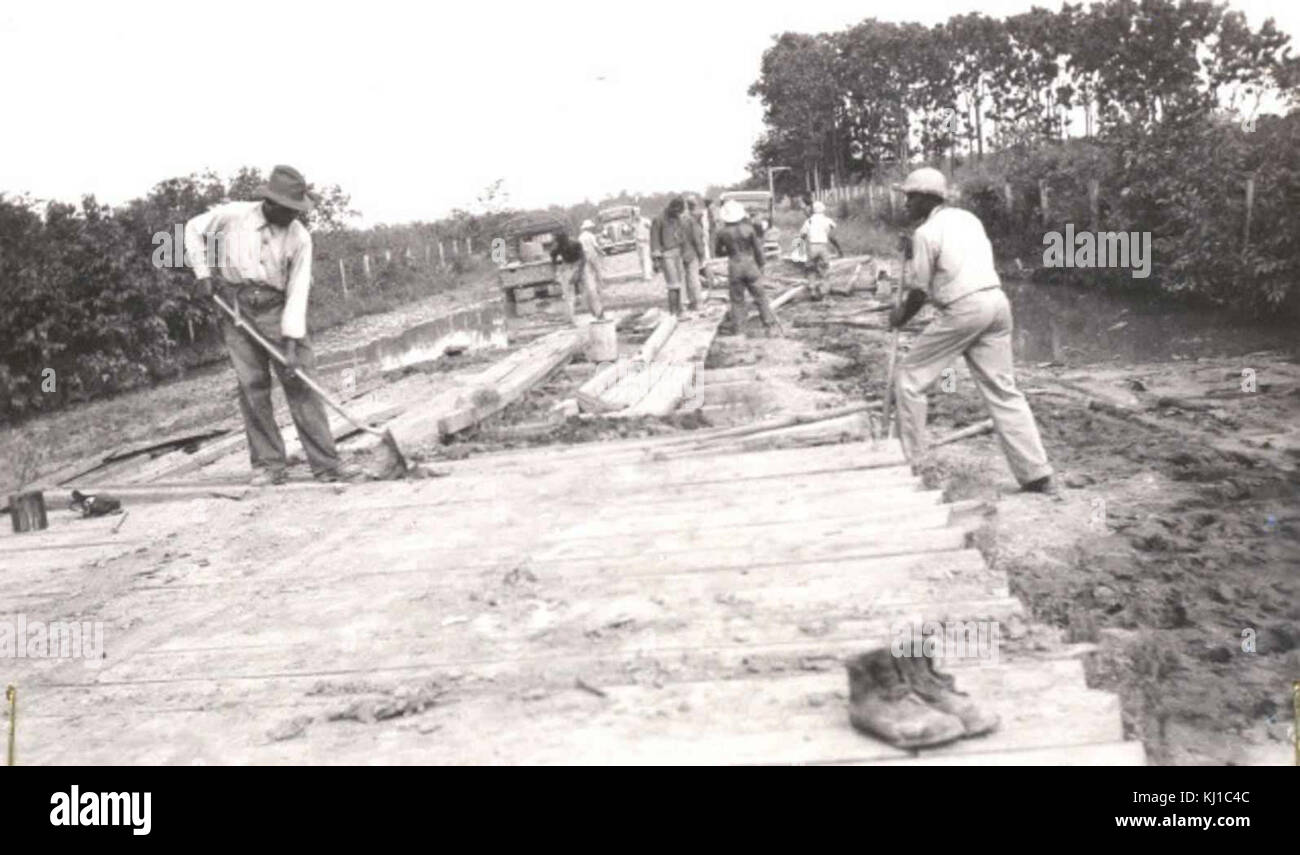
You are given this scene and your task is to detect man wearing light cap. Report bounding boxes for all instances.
[568,219,606,322]
[800,200,843,299]
[890,167,1055,494]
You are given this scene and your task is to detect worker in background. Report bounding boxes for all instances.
[890,167,1055,494]
[568,220,606,323]
[651,197,702,315]
[635,213,653,281]
[184,165,363,486]
[682,196,708,305]
[714,200,779,337]
[691,196,712,260]
[801,200,843,300]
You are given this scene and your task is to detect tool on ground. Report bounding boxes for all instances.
[212,294,409,478]
[69,489,122,518]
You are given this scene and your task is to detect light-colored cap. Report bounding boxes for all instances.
[720,200,747,224]
[812,200,826,213]
[894,167,948,198]
[580,219,595,230]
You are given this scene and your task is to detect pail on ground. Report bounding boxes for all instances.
[587,318,618,363]
[8,490,48,533]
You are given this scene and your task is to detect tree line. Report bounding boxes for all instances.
[748,0,1297,193]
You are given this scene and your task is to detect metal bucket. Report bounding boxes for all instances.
[587,319,618,363]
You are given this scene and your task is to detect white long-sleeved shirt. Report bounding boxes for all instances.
[906,205,1001,308]
[184,201,314,339]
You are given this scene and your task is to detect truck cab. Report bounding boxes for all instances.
[495,212,576,313]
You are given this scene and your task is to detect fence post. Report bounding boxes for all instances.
[339,258,348,297]
[362,253,371,280]
[1004,183,1014,218]
[888,188,896,219]
[467,237,473,255]
[1038,179,1050,227]
[438,242,445,265]
[1088,179,1100,231]
[385,248,392,263]
[1243,173,1256,250]
[868,184,876,215]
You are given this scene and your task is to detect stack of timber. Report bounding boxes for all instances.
[578,306,726,418]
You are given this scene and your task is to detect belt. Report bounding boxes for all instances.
[233,283,285,310]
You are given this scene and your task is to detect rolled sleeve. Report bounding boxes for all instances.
[281,226,313,339]
[184,209,217,279]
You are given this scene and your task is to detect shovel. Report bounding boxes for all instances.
[212,294,409,478]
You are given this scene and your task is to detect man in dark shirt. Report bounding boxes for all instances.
[713,200,779,336]
[651,197,704,314]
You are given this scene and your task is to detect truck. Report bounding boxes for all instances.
[595,205,640,256]
[717,190,782,260]
[495,212,578,313]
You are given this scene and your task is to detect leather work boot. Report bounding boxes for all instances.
[314,462,369,484]
[845,649,965,749]
[896,655,1000,738]
[250,467,289,487]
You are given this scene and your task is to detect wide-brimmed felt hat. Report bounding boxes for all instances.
[720,200,747,224]
[256,165,316,212]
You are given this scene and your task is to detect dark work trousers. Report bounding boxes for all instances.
[726,259,777,332]
[219,295,341,475]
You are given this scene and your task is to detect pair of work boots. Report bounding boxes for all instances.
[846,648,999,749]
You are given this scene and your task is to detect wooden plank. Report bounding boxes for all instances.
[770,284,806,309]
[622,364,696,417]
[636,314,678,364]
[850,740,1147,767]
[379,328,581,444]
[90,592,1025,685]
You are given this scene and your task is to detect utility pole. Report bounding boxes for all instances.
[767,166,791,219]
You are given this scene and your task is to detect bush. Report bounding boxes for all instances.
[853,112,1300,316]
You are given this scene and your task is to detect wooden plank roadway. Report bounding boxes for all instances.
[1,437,1142,765]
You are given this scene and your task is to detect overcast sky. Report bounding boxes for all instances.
[1,0,1295,225]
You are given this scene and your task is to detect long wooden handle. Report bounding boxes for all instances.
[211,295,379,437]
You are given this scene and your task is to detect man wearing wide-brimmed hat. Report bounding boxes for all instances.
[713,200,779,337]
[889,166,1054,494]
[184,165,362,486]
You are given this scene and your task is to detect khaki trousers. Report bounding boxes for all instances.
[894,288,1052,485]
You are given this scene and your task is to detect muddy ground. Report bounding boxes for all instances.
[4,243,1296,765]
[712,278,1300,766]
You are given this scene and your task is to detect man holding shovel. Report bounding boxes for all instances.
[185,165,364,487]
[890,167,1055,494]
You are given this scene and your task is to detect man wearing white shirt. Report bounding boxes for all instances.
[185,165,360,486]
[800,201,843,298]
[890,167,1054,494]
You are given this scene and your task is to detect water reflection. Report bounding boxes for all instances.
[1002,279,1299,366]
